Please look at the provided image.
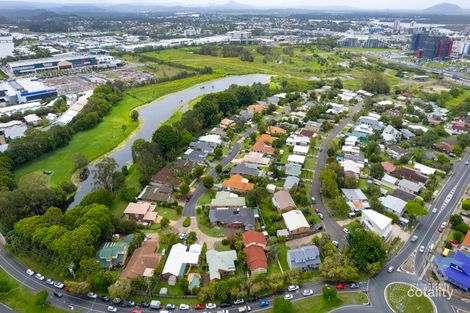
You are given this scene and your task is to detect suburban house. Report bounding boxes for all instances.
[392,189,417,202]
[381,161,396,173]
[387,145,408,159]
[361,209,392,239]
[397,179,422,194]
[209,207,256,230]
[220,118,236,128]
[162,243,202,278]
[305,121,322,132]
[183,148,208,164]
[230,163,260,177]
[123,202,158,224]
[267,125,286,136]
[172,159,195,177]
[341,188,370,211]
[243,231,268,275]
[286,135,309,146]
[450,120,470,134]
[356,115,383,130]
[191,141,216,154]
[150,166,181,189]
[258,133,275,144]
[284,176,300,190]
[120,236,159,280]
[287,245,320,270]
[251,140,275,155]
[380,195,407,216]
[393,166,428,184]
[382,125,401,144]
[206,250,237,280]
[222,174,254,193]
[247,104,266,112]
[413,163,437,176]
[239,152,271,166]
[287,154,306,165]
[210,191,246,208]
[137,185,172,203]
[282,210,310,235]
[461,231,470,255]
[293,145,309,155]
[434,250,470,291]
[97,241,129,269]
[298,129,316,138]
[400,129,416,140]
[272,190,297,212]
[285,163,302,177]
[382,174,399,186]
[198,134,223,147]
[433,142,455,154]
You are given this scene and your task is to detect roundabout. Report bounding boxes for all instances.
[385,282,436,313]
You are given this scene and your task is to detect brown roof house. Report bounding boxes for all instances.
[272,190,296,212]
[123,202,158,224]
[243,231,268,275]
[120,236,159,279]
[151,166,181,189]
[222,174,254,193]
[138,185,172,203]
[267,126,286,136]
[250,140,275,155]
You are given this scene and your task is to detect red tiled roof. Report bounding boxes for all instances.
[242,230,267,246]
[463,231,470,247]
[381,161,396,173]
[222,174,254,192]
[251,141,274,155]
[244,245,268,272]
[267,126,286,135]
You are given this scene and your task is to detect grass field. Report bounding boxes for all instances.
[386,283,434,313]
[262,292,368,313]
[0,268,67,313]
[14,74,220,186]
[445,89,470,110]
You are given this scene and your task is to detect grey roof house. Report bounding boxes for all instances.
[230,163,260,177]
[284,176,300,190]
[285,163,302,177]
[287,245,321,270]
[209,207,256,230]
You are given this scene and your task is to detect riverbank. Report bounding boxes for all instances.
[14,74,221,186]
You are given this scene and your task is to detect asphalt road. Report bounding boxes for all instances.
[310,103,363,246]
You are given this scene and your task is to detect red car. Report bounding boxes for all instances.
[194,304,205,310]
[336,283,347,290]
[438,227,444,233]
[449,240,460,247]
[315,208,320,213]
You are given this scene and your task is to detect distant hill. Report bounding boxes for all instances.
[422,2,469,14]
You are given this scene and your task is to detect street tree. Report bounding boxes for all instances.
[322,285,337,301]
[273,296,293,313]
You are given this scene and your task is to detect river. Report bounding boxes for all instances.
[69,74,272,207]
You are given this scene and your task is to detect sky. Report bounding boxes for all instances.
[7,0,470,10]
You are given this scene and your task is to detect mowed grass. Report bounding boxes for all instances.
[262,292,368,313]
[386,283,434,313]
[0,268,67,313]
[14,74,220,186]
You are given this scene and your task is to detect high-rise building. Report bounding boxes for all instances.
[410,31,453,59]
[393,19,401,32]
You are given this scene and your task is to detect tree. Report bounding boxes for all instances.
[361,72,390,94]
[64,281,91,294]
[194,166,204,178]
[273,297,293,313]
[215,164,223,174]
[73,153,88,170]
[130,110,139,121]
[344,176,358,188]
[450,214,464,228]
[180,183,190,197]
[405,201,428,222]
[202,176,214,189]
[160,217,170,228]
[323,285,337,301]
[80,189,113,207]
[92,157,120,195]
[35,290,48,306]
[462,199,470,211]
[214,146,223,160]
[370,163,385,179]
[346,226,387,273]
[319,253,359,282]
[108,279,131,299]
[78,257,103,280]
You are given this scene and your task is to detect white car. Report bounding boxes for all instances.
[26,269,34,276]
[284,294,294,300]
[343,228,349,234]
[179,304,190,310]
[302,289,313,296]
[107,306,117,312]
[54,281,64,289]
[419,245,425,253]
[332,240,339,247]
[206,303,217,309]
[441,221,447,228]
[87,292,97,299]
[432,207,438,214]
[46,278,54,285]
[387,266,394,273]
[35,273,45,280]
[287,285,299,292]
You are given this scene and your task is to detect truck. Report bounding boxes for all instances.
[150,300,161,310]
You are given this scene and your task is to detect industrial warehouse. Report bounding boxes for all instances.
[5,52,123,76]
[0,77,57,105]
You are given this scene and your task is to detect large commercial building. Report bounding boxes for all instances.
[6,52,122,75]
[410,31,453,59]
[0,78,57,105]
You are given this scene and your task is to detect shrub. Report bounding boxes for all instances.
[183,216,191,227]
[462,199,470,211]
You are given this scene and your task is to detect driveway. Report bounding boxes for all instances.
[171,216,222,249]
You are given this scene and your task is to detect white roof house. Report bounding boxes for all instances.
[397,179,422,194]
[361,209,392,239]
[293,145,309,155]
[413,163,437,176]
[282,210,310,233]
[382,174,398,185]
[162,243,201,277]
[198,134,222,146]
[23,113,41,124]
[288,154,306,165]
[380,195,407,216]
[345,136,358,146]
[286,135,310,146]
[342,145,361,154]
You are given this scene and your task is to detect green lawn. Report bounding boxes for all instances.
[109,164,142,216]
[158,207,181,221]
[262,292,368,313]
[0,268,67,313]
[196,208,224,237]
[14,74,220,186]
[278,242,289,271]
[386,283,435,313]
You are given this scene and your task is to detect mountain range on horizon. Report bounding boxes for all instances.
[0,0,469,15]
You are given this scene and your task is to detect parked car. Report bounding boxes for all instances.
[220,302,232,308]
[139,302,150,308]
[26,269,34,276]
[35,273,45,281]
[314,207,320,213]
[318,213,324,219]
[53,291,63,298]
[165,304,176,310]
[107,306,118,312]
[388,266,394,273]
[287,285,299,292]
[206,303,217,309]
[112,298,122,305]
[419,245,425,253]
[179,304,190,310]
[343,228,349,234]
[332,240,339,247]
[194,304,205,310]
[238,306,251,312]
[53,281,64,289]
[87,292,97,299]
[284,294,293,300]
[411,235,418,242]
[233,299,245,305]
[302,289,314,296]
[438,227,444,233]
[336,283,347,290]
[350,283,359,289]
[449,240,460,247]
[259,300,269,308]
[432,207,438,214]
[101,296,110,302]
[46,278,54,285]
